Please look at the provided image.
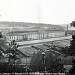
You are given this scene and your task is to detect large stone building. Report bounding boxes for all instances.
[6,29,65,41]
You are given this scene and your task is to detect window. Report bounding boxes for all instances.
[14,36,15,39]
[10,36,11,39]
[17,36,19,40]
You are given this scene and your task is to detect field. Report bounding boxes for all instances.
[18,39,71,56]
[17,39,71,64]
[52,39,70,47]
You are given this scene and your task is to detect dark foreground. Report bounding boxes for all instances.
[0,72,69,75]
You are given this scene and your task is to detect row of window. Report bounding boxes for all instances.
[7,32,65,41]
[9,36,22,40]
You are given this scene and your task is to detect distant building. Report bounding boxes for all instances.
[6,29,65,41]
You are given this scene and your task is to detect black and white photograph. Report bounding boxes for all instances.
[0,0,74,75]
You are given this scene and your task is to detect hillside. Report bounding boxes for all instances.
[0,21,65,31]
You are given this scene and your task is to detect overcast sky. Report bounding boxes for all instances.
[0,0,74,24]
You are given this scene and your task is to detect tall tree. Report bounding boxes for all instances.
[70,21,75,27]
[69,21,75,73]
[69,21,75,56]
[69,35,75,56]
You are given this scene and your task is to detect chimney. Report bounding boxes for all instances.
[65,25,68,36]
[67,25,68,31]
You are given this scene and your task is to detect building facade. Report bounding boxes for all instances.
[6,30,65,41]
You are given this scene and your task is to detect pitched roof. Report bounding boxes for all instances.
[7,29,65,36]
